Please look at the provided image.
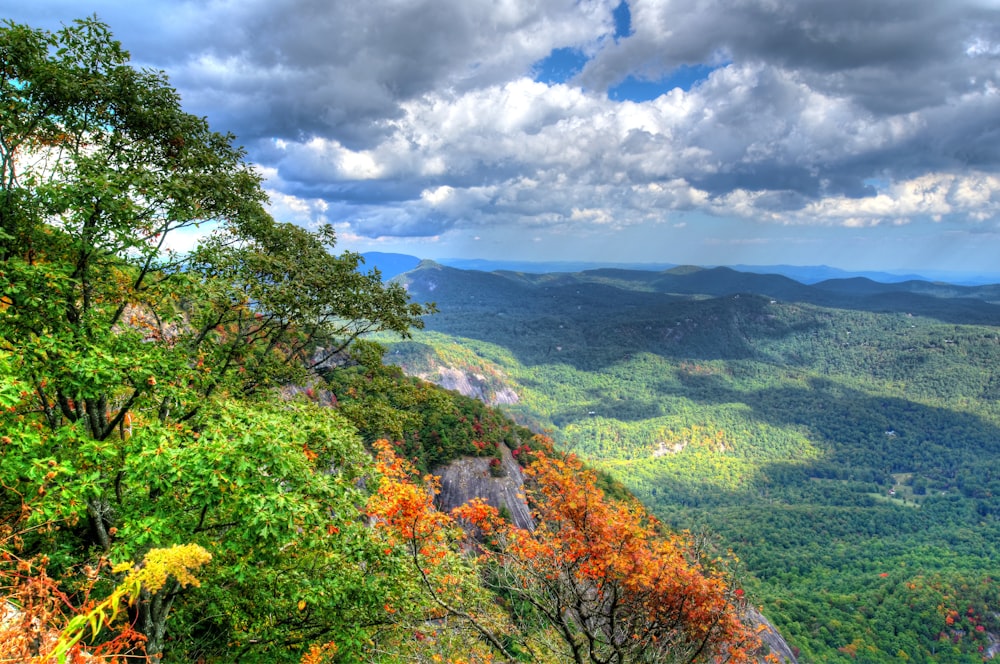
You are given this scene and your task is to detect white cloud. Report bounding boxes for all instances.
[149,0,620,145]
[742,172,1000,226]
[246,53,1000,241]
[7,0,1000,270]
[161,222,217,254]
[265,190,332,228]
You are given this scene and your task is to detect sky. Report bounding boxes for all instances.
[6,0,1000,276]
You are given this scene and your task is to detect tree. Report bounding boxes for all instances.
[0,16,429,431]
[0,350,394,661]
[367,438,773,663]
[1,16,265,443]
[187,217,429,404]
[0,16,429,661]
[456,449,774,664]
[365,439,518,663]
[0,535,211,663]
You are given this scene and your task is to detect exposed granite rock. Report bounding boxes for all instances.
[425,366,519,406]
[434,443,533,531]
[747,607,798,663]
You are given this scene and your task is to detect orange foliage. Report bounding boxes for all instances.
[368,438,773,663]
[2,494,210,663]
[365,440,518,660]
[455,450,775,664]
[365,440,480,611]
[367,439,451,547]
[0,555,147,662]
[299,640,338,664]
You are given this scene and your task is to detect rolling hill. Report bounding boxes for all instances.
[381,261,1000,663]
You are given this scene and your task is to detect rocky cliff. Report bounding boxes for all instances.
[749,608,799,663]
[434,449,797,663]
[435,443,533,531]
[422,366,520,407]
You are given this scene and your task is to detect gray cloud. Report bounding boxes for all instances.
[8,0,611,145]
[6,0,1000,269]
[156,0,613,146]
[581,0,1000,114]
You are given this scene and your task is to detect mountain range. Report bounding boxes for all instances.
[375,258,1000,663]
[362,251,1000,286]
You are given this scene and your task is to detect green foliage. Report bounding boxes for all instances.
[323,340,532,472]
[5,17,658,664]
[384,263,1000,663]
[10,14,1000,664]
[189,220,428,399]
[0,16,432,663]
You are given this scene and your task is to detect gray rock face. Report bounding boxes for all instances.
[747,607,799,663]
[426,367,520,406]
[434,443,534,531]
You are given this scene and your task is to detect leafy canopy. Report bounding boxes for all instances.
[0,15,763,664]
[0,15,428,662]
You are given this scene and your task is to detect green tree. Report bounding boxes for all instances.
[187,217,428,404]
[0,16,428,661]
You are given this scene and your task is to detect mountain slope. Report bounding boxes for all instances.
[361,251,423,279]
[386,262,1000,663]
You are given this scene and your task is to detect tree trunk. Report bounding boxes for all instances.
[132,579,180,664]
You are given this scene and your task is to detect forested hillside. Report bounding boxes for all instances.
[0,19,773,663]
[387,260,1000,663]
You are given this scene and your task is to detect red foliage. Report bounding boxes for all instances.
[366,439,773,663]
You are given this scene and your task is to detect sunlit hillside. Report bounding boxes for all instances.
[385,261,1000,663]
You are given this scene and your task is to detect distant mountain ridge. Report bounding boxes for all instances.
[362,253,1000,286]
[395,261,1000,330]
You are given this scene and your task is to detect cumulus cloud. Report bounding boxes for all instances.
[8,0,1000,269]
[580,0,1000,114]
[154,0,615,147]
[791,172,1000,226]
[258,60,998,237]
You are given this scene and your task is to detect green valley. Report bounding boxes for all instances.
[384,261,1000,663]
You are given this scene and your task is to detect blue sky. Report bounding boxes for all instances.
[7,1,1000,277]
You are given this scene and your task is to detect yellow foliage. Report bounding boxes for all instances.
[45,544,212,662]
[124,543,212,595]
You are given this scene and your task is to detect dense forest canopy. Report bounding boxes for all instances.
[386,261,1000,663]
[0,18,767,663]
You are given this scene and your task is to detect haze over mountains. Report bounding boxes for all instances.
[363,253,1000,330]
[362,252,1000,286]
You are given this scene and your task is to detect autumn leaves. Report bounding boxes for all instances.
[368,438,774,664]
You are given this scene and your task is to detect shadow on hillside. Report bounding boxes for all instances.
[606,378,1000,587]
[664,375,1000,477]
[621,378,1000,631]
[406,266,1000,368]
[424,292,831,371]
[424,287,1000,378]
[810,290,1000,325]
